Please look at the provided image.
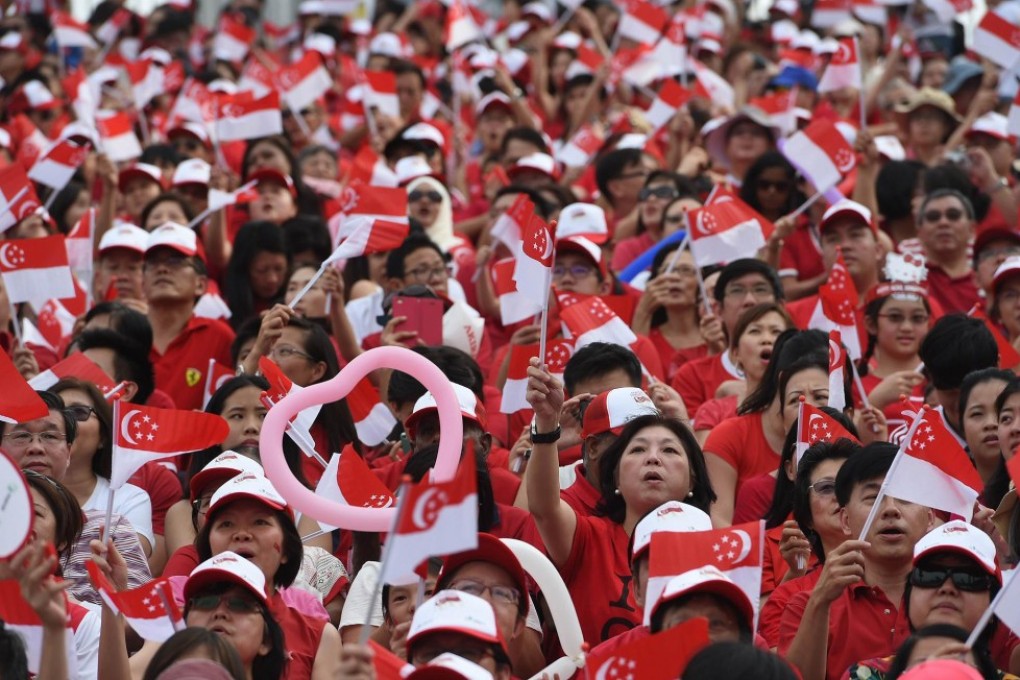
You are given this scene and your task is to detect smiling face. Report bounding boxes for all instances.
[207,499,288,585]
[867,297,930,360]
[908,555,994,631]
[122,177,162,221]
[185,585,271,667]
[616,425,692,519]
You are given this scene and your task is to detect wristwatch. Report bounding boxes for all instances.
[530,422,561,444]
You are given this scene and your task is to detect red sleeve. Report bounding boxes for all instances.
[162,544,200,578]
[702,416,747,470]
[759,532,784,600]
[489,466,521,506]
[777,590,811,656]
[692,396,737,432]
[785,296,816,330]
[559,514,597,583]
[733,473,775,525]
[128,462,184,536]
[672,359,709,414]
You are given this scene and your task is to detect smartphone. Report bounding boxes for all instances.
[391,296,444,347]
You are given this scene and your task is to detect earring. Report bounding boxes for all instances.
[614,488,621,495]
[686,490,694,498]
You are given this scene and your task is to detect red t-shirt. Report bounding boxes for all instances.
[759,568,821,648]
[733,472,775,524]
[858,372,926,433]
[760,522,818,600]
[671,352,741,415]
[778,584,910,680]
[268,592,327,680]
[925,265,980,315]
[778,222,824,282]
[127,461,183,536]
[692,395,738,433]
[702,413,779,498]
[162,543,200,578]
[150,316,235,412]
[562,465,602,518]
[611,232,656,272]
[648,329,708,384]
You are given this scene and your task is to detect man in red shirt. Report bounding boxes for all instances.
[143,223,235,411]
[778,443,935,680]
[917,189,981,314]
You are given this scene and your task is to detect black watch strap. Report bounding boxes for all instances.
[531,425,561,444]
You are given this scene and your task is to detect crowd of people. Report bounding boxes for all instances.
[1,0,1020,678]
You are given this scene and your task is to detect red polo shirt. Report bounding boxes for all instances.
[759,568,821,649]
[150,316,235,412]
[778,582,910,680]
[562,465,602,518]
[925,265,980,315]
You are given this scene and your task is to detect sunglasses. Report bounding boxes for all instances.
[909,566,994,592]
[639,186,679,201]
[922,208,965,223]
[409,190,442,203]
[189,594,262,614]
[758,179,791,192]
[66,405,96,422]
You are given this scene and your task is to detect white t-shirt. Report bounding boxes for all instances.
[72,608,100,680]
[82,477,154,549]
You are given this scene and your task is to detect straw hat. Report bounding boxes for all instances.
[894,87,961,141]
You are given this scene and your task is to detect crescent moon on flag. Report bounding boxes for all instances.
[0,245,14,269]
[594,657,620,680]
[828,337,841,365]
[120,409,141,446]
[731,529,753,563]
[834,42,851,65]
[410,487,442,529]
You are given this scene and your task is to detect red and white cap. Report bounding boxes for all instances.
[874,135,906,162]
[521,1,553,23]
[475,92,513,118]
[898,659,984,680]
[249,168,297,197]
[405,383,487,440]
[59,122,100,147]
[145,222,198,257]
[966,112,1012,143]
[167,122,212,148]
[556,235,607,278]
[304,32,337,57]
[0,32,24,52]
[184,550,269,604]
[396,156,435,186]
[437,533,528,603]
[369,32,409,58]
[631,501,713,560]
[650,565,754,629]
[770,0,799,16]
[408,590,508,655]
[118,163,164,192]
[208,471,290,517]
[172,158,211,188]
[18,80,60,110]
[99,223,149,254]
[913,519,1000,580]
[581,387,658,441]
[556,203,608,245]
[819,199,875,234]
[189,450,265,499]
[403,123,446,149]
[406,654,494,680]
[992,256,1020,296]
[508,153,558,181]
[139,46,173,66]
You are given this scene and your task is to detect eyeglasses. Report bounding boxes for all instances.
[922,208,966,223]
[552,263,596,280]
[723,284,775,301]
[189,594,262,614]
[408,190,442,203]
[448,578,521,605]
[415,646,495,665]
[2,431,67,448]
[664,214,686,225]
[406,264,450,282]
[808,478,837,496]
[269,345,314,361]
[758,179,791,193]
[66,405,96,423]
[999,289,1020,305]
[909,566,995,592]
[639,186,679,202]
[143,254,194,271]
[877,312,930,327]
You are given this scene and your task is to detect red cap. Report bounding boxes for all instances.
[436,534,529,605]
[581,387,658,440]
[556,235,607,279]
[248,168,297,197]
[819,199,876,234]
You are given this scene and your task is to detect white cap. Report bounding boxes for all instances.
[403,123,445,148]
[59,122,100,147]
[820,199,874,233]
[370,32,407,58]
[913,520,1000,580]
[521,1,553,23]
[650,565,754,629]
[188,450,265,498]
[145,222,198,257]
[118,163,164,191]
[172,158,211,187]
[475,92,513,117]
[874,135,906,161]
[509,152,557,180]
[407,653,494,680]
[0,32,23,51]
[502,48,529,76]
[405,383,485,440]
[552,32,582,50]
[99,223,149,254]
[993,256,1020,295]
[771,0,799,16]
[139,46,173,66]
[304,32,337,57]
[556,235,607,277]
[504,20,531,43]
[207,79,238,95]
[168,122,212,146]
[22,80,58,108]
[408,590,506,653]
[816,37,840,55]
[631,501,713,559]
[616,133,650,151]
[967,112,1011,142]
[556,203,608,244]
[185,551,269,603]
[208,471,289,517]
[791,29,821,51]
[395,156,434,185]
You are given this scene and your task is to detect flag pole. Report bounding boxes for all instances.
[789,190,826,220]
[855,36,866,131]
[538,225,557,368]
[155,584,185,632]
[300,528,328,543]
[682,211,713,317]
[856,409,924,541]
[287,262,329,310]
[359,477,412,645]
[849,357,872,410]
[42,189,60,213]
[795,396,807,571]
[101,400,120,545]
[0,186,31,226]
[259,393,329,468]
[8,299,22,346]
[966,569,1017,648]
[663,233,690,275]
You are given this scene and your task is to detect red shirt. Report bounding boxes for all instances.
[692,395,738,433]
[163,544,200,578]
[648,329,708,384]
[150,316,235,412]
[760,523,819,600]
[759,568,820,648]
[562,465,602,518]
[779,222,824,282]
[269,592,327,680]
[858,372,926,433]
[611,232,657,272]
[778,583,910,680]
[733,472,775,524]
[128,461,183,536]
[702,413,779,498]
[671,352,741,415]
[925,265,980,315]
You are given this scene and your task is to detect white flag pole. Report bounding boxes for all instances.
[100,399,121,545]
[359,480,412,644]
[856,410,925,541]
[663,233,691,275]
[683,211,713,317]
[966,569,1018,648]
[538,232,556,367]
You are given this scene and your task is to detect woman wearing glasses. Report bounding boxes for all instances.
[610,172,691,272]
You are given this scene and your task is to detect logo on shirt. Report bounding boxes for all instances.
[186,368,202,387]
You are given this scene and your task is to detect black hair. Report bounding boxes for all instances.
[51,377,113,480]
[0,621,28,679]
[597,414,716,522]
[76,328,156,404]
[224,221,290,330]
[281,215,333,266]
[81,302,154,348]
[240,137,321,217]
[765,408,858,530]
[2,390,79,443]
[729,302,794,352]
[858,293,933,377]
[142,627,248,680]
[739,329,828,415]
[682,642,799,680]
[196,503,303,589]
[139,144,182,169]
[230,317,262,367]
[595,148,645,207]
[381,557,444,621]
[835,441,897,507]
[23,470,83,568]
[532,182,577,215]
[493,184,554,219]
[959,369,1014,507]
[562,342,642,396]
[921,166,987,222]
[792,439,861,561]
[499,127,550,160]
[387,346,480,407]
[647,242,704,329]
[385,232,446,280]
[877,161,926,221]
[138,192,195,230]
[739,151,804,218]
[650,592,753,641]
[919,314,997,391]
[886,625,999,680]
[404,442,499,531]
[48,180,87,235]
[390,59,426,89]
[635,171,692,236]
[713,258,784,302]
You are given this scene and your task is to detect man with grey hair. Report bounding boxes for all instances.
[916,188,980,313]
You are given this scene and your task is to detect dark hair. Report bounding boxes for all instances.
[492,184,554,219]
[739,152,804,217]
[499,127,550,160]
[792,439,861,561]
[597,415,716,522]
[0,620,28,679]
[281,216,333,266]
[886,625,999,680]
[975,372,1020,507]
[713,258,784,303]
[48,180,87,234]
[877,161,925,221]
[650,591,752,641]
[385,233,446,280]
[563,342,642,396]
[386,346,480,410]
[241,138,321,217]
[139,143,181,168]
[739,329,828,415]
[224,221,290,329]
[139,192,195,230]
[858,293,933,377]
[23,471,83,565]
[390,59,426,89]
[141,628,248,680]
[595,148,645,207]
[921,167,987,222]
[404,442,499,532]
[76,328,156,404]
[683,642,799,680]
[381,557,444,622]
[635,172,690,236]
[919,314,997,391]
[196,501,302,588]
[1,391,79,443]
[835,441,897,507]
[230,317,262,367]
[729,302,793,352]
[51,377,113,480]
[81,302,154,348]
[765,408,858,530]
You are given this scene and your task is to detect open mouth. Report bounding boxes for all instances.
[232,547,257,559]
[876,526,905,538]
[208,624,230,634]
[643,470,664,482]
[760,348,772,362]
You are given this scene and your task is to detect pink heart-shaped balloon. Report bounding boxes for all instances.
[260,346,463,532]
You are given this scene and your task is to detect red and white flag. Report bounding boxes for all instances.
[817,37,862,92]
[445,0,484,51]
[796,400,859,465]
[110,401,229,489]
[969,306,1020,369]
[125,59,165,111]
[347,146,399,187]
[207,180,259,214]
[0,349,49,424]
[688,201,775,267]
[65,207,95,275]
[514,211,555,302]
[258,356,321,448]
[52,11,97,49]
[556,124,604,168]
[974,8,1020,70]
[0,163,40,233]
[501,340,573,414]
[95,6,131,45]
[492,258,538,326]
[378,450,478,584]
[0,236,76,308]
[279,51,333,113]
[851,0,886,25]
[329,184,409,244]
[0,580,77,677]
[811,0,852,27]
[691,59,735,110]
[87,563,183,642]
[749,90,797,136]
[202,359,235,410]
[618,0,669,45]
[33,299,77,351]
[97,112,142,162]
[167,78,216,126]
[559,296,638,351]
[216,91,283,142]
[314,449,396,532]
[238,58,277,98]
[648,521,765,628]
[782,119,857,192]
[586,618,709,680]
[362,71,400,118]
[324,217,410,264]
[29,352,114,392]
[922,0,972,23]
[814,250,862,359]
[212,14,255,62]
[649,16,688,79]
[883,407,983,520]
[347,376,398,447]
[644,79,692,133]
[28,140,88,192]
[827,330,848,410]
[982,566,1020,640]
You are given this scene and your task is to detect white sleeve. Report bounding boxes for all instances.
[114,484,155,549]
[72,610,100,680]
[338,561,384,632]
[525,594,542,635]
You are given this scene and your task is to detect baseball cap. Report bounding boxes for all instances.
[770,0,798,16]
[436,533,529,607]
[406,654,494,680]
[966,112,1011,143]
[649,565,754,631]
[59,122,100,147]
[207,471,290,518]
[396,156,435,186]
[508,153,558,181]
[768,65,819,92]
[370,32,408,58]
[475,92,513,118]
[631,501,713,560]
[118,163,164,192]
[974,226,1020,260]
[942,56,984,97]
[874,135,906,162]
[408,590,508,655]
[248,168,297,197]
[405,383,487,440]
[17,80,60,111]
[167,122,212,149]
[172,158,211,188]
[556,235,607,278]
[99,223,149,254]
[556,203,608,244]
[145,222,198,257]
[992,256,1020,296]
[521,1,553,23]
[819,199,875,234]
[184,550,269,604]
[582,388,658,440]
[913,519,999,581]
[189,450,265,499]
[403,123,446,149]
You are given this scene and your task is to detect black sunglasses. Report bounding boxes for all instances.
[66,405,96,423]
[909,566,994,592]
[639,186,679,201]
[409,190,442,203]
[189,594,262,614]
